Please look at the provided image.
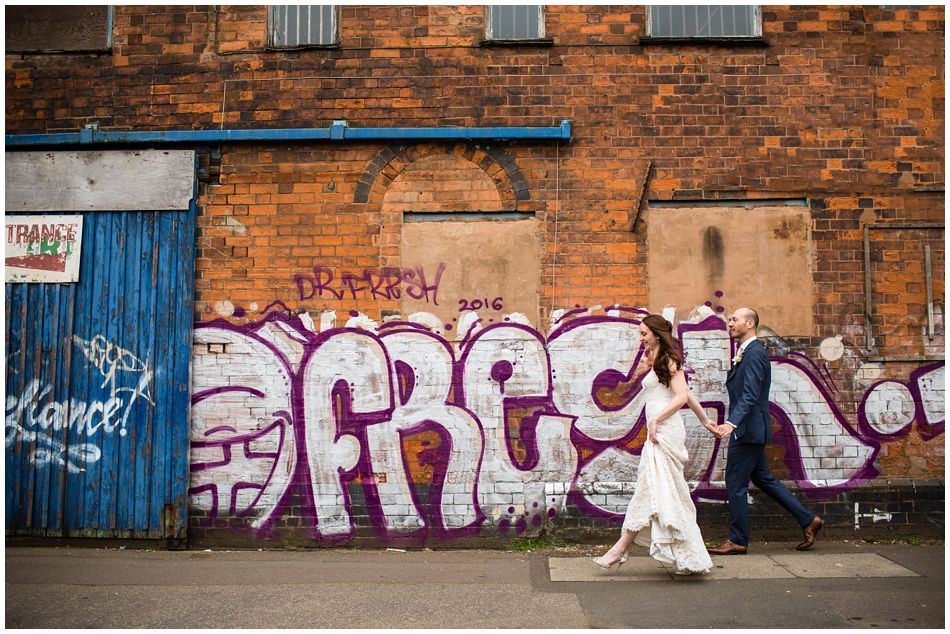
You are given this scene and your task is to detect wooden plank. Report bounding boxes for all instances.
[5,6,111,53]
[167,205,197,540]
[5,150,195,212]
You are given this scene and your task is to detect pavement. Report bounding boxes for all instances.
[4,540,944,629]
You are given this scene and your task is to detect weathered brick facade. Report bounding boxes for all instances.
[6,6,944,547]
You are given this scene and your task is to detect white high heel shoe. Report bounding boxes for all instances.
[593,549,629,570]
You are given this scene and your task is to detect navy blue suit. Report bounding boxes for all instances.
[725,339,814,546]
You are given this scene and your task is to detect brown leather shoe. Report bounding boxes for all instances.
[707,539,748,555]
[797,516,823,551]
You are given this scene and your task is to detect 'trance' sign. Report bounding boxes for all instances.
[5,215,83,283]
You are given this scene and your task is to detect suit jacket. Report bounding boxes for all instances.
[726,338,772,444]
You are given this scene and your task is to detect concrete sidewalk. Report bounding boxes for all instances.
[5,540,944,629]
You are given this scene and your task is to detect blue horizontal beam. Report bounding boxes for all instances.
[6,120,572,147]
[344,121,571,141]
[96,128,335,143]
[6,132,84,145]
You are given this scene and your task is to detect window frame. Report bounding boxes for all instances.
[267,5,339,50]
[644,5,763,42]
[484,5,551,45]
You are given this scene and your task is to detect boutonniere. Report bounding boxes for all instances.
[732,350,744,366]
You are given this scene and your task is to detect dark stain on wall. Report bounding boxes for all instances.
[702,225,725,282]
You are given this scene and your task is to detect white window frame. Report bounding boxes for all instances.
[646,5,762,39]
[268,5,338,48]
[486,5,546,41]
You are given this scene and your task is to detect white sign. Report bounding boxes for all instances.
[5,215,83,283]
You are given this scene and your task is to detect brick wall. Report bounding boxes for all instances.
[5,5,944,546]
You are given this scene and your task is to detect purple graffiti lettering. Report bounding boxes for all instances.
[366,268,393,301]
[401,262,445,305]
[294,267,344,301]
[382,267,403,300]
[314,267,344,300]
[340,271,368,300]
[187,308,943,543]
[292,264,446,305]
[262,300,292,316]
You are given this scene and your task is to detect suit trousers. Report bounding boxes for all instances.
[725,439,815,546]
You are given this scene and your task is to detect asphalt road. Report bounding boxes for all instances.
[5,540,944,629]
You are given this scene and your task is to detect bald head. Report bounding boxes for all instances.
[727,307,759,342]
[736,307,759,329]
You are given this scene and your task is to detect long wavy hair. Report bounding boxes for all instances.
[642,314,682,387]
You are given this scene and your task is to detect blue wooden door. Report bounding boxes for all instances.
[5,206,196,540]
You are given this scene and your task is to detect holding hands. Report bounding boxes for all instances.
[650,415,729,443]
[705,421,733,439]
[698,415,732,439]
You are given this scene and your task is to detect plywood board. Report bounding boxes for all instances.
[6,150,195,212]
[5,6,111,52]
[400,218,540,334]
[647,205,814,335]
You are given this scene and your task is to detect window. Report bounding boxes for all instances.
[486,5,545,41]
[5,5,112,53]
[648,5,760,38]
[269,5,337,48]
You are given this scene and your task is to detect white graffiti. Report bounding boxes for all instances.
[72,334,153,402]
[769,361,876,488]
[189,324,296,528]
[914,365,945,427]
[301,331,386,537]
[862,381,916,436]
[854,503,893,529]
[5,337,153,473]
[187,309,945,539]
[369,328,482,533]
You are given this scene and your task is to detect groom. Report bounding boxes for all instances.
[708,307,823,555]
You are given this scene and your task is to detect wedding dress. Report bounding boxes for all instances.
[621,369,713,574]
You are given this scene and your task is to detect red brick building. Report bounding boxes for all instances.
[5,5,944,547]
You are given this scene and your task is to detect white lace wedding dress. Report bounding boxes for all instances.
[621,369,713,574]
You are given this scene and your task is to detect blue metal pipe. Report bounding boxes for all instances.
[6,120,572,147]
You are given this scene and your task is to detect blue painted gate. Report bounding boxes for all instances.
[5,207,196,541]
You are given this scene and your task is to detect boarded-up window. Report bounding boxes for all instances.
[381,150,538,334]
[401,219,540,332]
[5,5,112,53]
[646,201,813,336]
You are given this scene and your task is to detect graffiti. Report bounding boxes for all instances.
[294,263,446,304]
[188,308,944,542]
[458,297,504,312]
[5,337,153,473]
[72,334,153,400]
[854,503,893,529]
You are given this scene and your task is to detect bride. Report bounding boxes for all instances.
[593,314,715,576]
